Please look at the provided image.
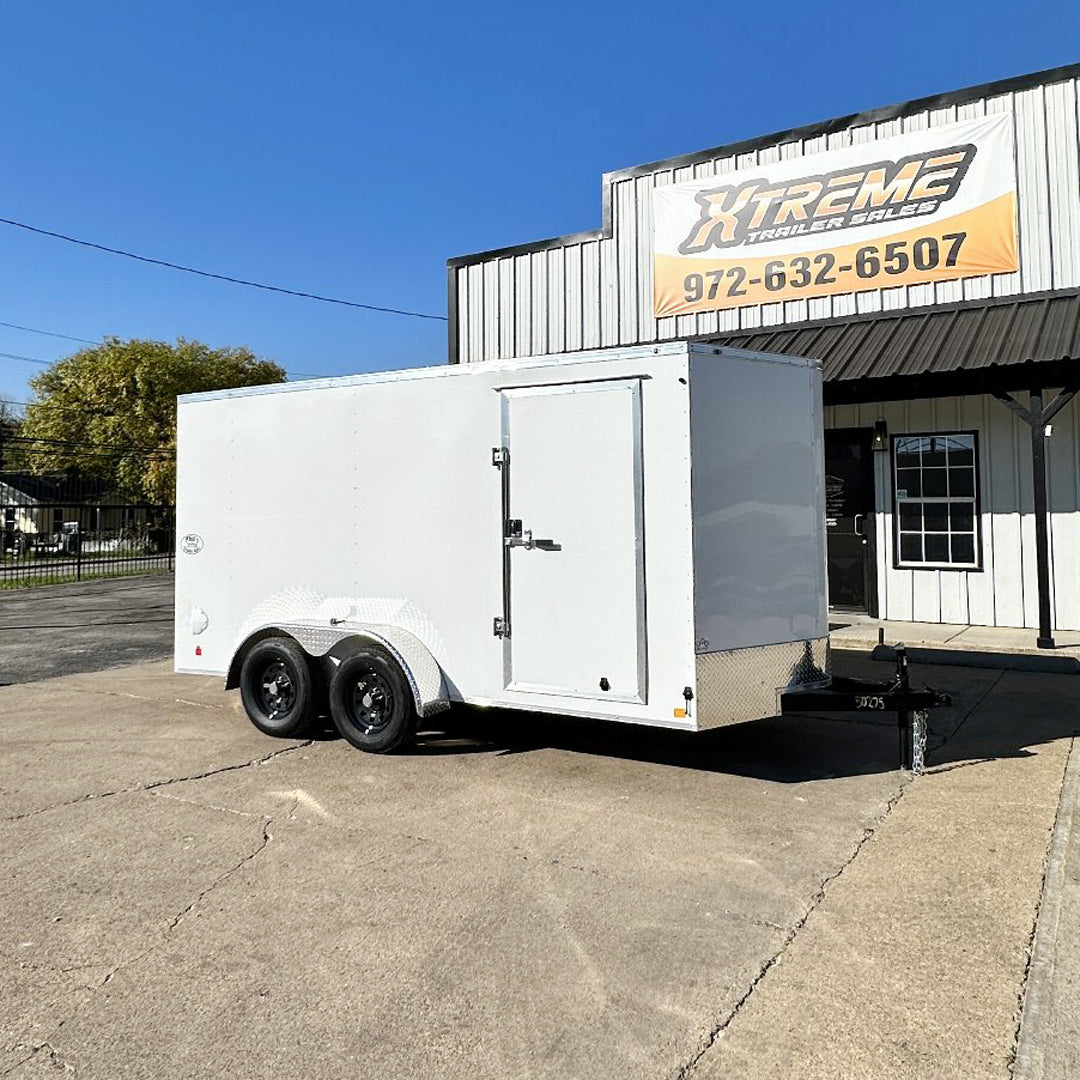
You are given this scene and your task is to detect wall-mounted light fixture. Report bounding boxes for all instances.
[872,419,888,451]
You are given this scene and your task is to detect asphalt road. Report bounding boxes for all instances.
[0,574,174,684]
[0,649,1074,1079]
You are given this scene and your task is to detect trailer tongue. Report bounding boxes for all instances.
[781,645,952,774]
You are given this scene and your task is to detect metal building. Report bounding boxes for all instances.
[447,63,1080,646]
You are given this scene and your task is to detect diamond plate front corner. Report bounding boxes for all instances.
[694,638,829,730]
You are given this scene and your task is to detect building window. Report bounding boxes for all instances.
[893,432,980,569]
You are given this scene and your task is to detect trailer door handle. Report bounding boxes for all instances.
[853,514,867,543]
[505,530,561,551]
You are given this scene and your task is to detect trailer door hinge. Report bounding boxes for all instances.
[493,616,510,639]
[491,446,508,468]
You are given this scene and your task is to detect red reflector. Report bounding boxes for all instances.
[195,646,202,656]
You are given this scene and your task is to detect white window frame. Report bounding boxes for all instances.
[892,431,982,571]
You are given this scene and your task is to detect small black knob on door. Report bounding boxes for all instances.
[599,677,610,692]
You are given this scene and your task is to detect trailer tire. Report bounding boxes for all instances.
[328,646,417,753]
[239,637,319,738]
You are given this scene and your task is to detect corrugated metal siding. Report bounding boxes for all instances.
[455,73,1080,364]
[823,394,1080,631]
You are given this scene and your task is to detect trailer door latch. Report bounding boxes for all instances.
[493,616,510,639]
[491,446,508,468]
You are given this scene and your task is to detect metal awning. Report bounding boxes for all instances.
[708,288,1080,396]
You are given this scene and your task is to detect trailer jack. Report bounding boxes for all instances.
[780,645,952,775]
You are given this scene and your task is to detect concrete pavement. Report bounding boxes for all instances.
[0,653,1075,1078]
[692,667,1076,1080]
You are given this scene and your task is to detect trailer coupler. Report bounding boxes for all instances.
[780,645,951,775]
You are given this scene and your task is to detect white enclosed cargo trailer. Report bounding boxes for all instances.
[174,341,831,752]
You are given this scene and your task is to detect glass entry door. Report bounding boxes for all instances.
[824,428,877,614]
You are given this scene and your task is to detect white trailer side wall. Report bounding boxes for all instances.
[175,346,705,726]
[825,394,1080,630]
[453,72,1080,362]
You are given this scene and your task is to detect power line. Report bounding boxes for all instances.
[3,449,172,463]
[3,439,172,456]
[0,216,449,322]
[0,397,124,417]
[0,320,97,345]
[0,351,51,367]
[4,434,174,454]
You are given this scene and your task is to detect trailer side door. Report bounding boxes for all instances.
[497,379,646,703]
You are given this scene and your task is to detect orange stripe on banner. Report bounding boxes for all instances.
[653,192,1018,318]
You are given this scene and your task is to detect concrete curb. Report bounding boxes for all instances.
[1013,735,1080,1080]
[830,640,1080,675]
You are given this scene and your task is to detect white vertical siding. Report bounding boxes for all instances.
[1050,389,1080,628]
[564,244,582,352]
[600,238,618,347]
[546,247,565,356]
[513,253,531,358]
[962,396,995,627]
[481,261,498,361]
[497,258,515,359]
[1015,86,1053,293]
[1046,79,1080,289]
[582,241,600,349]
[529,251,547,356]
[823,395,1080,631]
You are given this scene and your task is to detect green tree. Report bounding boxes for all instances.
[0,401,21,474]
[20,338,286,502]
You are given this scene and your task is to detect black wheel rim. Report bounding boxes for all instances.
[347,669,395,736]
[257,659,296,720]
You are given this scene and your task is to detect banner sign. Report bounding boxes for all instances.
[652,113,1018,318]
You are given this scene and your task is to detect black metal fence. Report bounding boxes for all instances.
[0,475,174,588]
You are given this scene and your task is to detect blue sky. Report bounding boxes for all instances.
[1,1,1077,406]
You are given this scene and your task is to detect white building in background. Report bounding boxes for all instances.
[447,63,1080,647]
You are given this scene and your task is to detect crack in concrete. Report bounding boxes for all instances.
[0,1049,36,1077]
[165,816,273,933]
[671,778,911,1080]
[1,1040,73,1076]
[3,808,282,1075]
[924,756,997,776]
[3,741,314,823]
[99,812,274,988]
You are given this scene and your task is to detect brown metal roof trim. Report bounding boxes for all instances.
[705,288,1080,386]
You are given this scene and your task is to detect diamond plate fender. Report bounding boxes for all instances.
[228,621,449,718]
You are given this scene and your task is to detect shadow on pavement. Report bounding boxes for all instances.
[404,653,1080,783]
[254,650,1078,783]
